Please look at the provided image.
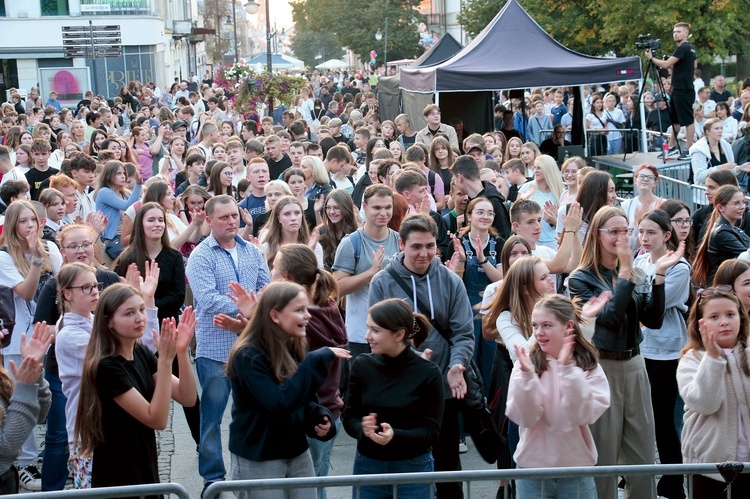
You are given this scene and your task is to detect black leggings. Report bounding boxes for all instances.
[0,466,18,495]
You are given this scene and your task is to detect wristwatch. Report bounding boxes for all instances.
[32,258,44,267]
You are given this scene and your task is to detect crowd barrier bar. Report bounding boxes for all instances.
[5,482,190,498]
[203,462,749,499]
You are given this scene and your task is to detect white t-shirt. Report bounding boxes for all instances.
[0,241,62,355]
[0,166,30,186]
[260,241,325,269]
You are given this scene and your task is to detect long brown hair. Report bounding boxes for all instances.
[529,295,599,375]
[115,202,170,276]
[459,196,499,238]
[682,289,750,376]
[275,244,338,306]
[317,189,358,270]
[76,283,143,455]
[428,136,455,173]
[226,282,308,383]
[483,256,543,341]
[2,200,54,275]
[260,196,310,270]
[56,262,97,317]
[576,206,629,286]
[660,199,695,263]
[692,185,744,287]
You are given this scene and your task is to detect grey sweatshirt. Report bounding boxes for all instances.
[369,253,475,398]
[0,373,51,474]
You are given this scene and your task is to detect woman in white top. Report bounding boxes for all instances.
[0,200,61,483]
[48,131,72,170]
[518,154,565,250]
[717,102,739,143]
[603,93,626,154]
[621,164,664,250]
[557,156,586,207]
[586,93,607,156]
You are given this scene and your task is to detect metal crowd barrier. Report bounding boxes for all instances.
[203,462,749,499]
[5,482,190,498]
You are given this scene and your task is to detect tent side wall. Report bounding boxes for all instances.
[439,92,494,142]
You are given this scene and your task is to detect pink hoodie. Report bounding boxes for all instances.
[506,356,610,468]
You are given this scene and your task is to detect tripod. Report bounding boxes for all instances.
[639,58,683,158]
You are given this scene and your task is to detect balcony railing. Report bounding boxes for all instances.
[80,0,156,16]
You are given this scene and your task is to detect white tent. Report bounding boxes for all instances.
[280,54,305,69]
[315,59,349,70]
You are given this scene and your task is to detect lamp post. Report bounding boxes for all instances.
[375,17,388,75]
[244,0,274,114]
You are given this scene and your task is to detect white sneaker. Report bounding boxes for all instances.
[458,438,468,454]
[19,464,42,491]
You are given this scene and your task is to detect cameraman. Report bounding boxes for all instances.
[645,21,696,158]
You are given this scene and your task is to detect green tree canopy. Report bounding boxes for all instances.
[291,0,424,65]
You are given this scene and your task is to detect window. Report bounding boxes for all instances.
[80,0,152,16]
[40,0,69,16]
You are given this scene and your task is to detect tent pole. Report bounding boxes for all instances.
[639,83,648,153]
[435,92,440,107]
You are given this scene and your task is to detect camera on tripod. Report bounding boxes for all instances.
[636,34,661,51]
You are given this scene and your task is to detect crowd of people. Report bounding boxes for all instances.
[0,56,749,499]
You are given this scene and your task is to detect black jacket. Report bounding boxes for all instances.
[568,265,665,352]
[707,216,750,283]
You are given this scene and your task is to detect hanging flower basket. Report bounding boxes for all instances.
[214,63,307,115]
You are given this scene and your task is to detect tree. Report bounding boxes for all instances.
[459,0,748,69]
[291,0,424,65]
[203,0,234,66]
[290,30,344,69]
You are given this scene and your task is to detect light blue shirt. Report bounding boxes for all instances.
[185,234,270,363]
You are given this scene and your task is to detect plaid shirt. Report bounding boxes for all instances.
[186,234,270,363]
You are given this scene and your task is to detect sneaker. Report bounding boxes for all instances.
[19,464,42,491]
[677,152,691,160]
[458,437,468,454]
[201,482,215,499]
[657,146,678,159]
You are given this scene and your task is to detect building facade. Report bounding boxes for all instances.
[0,0,204,101]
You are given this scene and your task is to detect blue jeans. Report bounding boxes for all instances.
[516,476,597,499]
[608,138,622,155]
[196,357,231,484]
[352,451,433,499]
[42,371,69,491]
[307,417,341,499]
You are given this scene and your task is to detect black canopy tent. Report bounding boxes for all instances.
[377,33,463,125]
[399,0,643,147]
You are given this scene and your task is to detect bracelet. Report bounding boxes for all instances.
[564,230,576,234]
[655,273,665,277]
[455,269,465,273]
[478,259,488,264]
[31,258,44,267]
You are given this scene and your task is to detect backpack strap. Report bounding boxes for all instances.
[350,229,362,268]
[385,266,451,343]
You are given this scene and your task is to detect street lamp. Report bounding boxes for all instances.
[375,17,388,75]
[244,0,274,114]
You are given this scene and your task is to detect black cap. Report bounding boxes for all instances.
[172,120,189,131]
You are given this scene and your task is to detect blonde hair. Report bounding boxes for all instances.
[2,200,54,275]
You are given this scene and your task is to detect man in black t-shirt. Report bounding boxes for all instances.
[646,21,696,158]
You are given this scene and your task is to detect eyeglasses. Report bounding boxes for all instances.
[473,210,495,218]
[670,218,693,227]
[223,171,235,177]
[63,241,94,252]
[598,227,634,237]
[637,174,655,181]
[696,285,733,299]
[67,283,103,295]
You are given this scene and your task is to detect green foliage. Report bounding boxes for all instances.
[203,0,234,66]
[291,0,424,65]
[289,30,345,69]
[459,0,750,66]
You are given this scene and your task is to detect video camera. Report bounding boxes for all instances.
[636,34,661,52]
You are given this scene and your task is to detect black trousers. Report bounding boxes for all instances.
[645,358,685,499]
[693,474,750,499]
[434,398,463,498]
[0,466,18,495]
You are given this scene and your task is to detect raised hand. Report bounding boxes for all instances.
[227,282,258,317]
[190,208,207,226]
[542,200,558,226]
[450,234,466,263]
[447,364,467,399]
[176,307,197,352]
[370,245,385,274]
[239,208,253,228]
[26,232,44,259]
[308,228,320,250]
[140,260,160,303]
[419,192,432,214]
[10,357,44,385]
[698,318,723,359]
[514,345,533,372]
[213,313,248,335]
[654,240,686,275]
[85,211,108,236]
[615,234,633,274]
[445,251,462,273]
[557,334,576,366]
[20,321,54,363]
[157,318,178,362]
[314,194,325,213]
[123,263,142,290]
[562,202,582,232]
[581,291,612,319]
